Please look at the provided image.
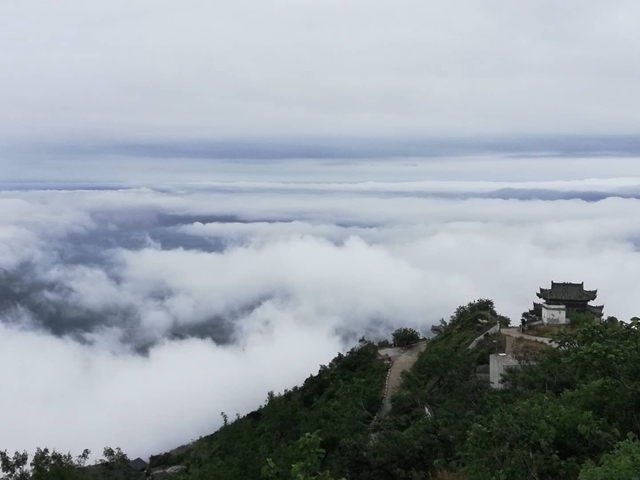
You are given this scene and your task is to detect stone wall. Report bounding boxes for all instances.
[467,322,500,350]
[370,364,393,428]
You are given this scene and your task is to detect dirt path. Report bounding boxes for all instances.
[378,341,427,420]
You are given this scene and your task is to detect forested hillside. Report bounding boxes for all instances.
[166,300,640,479]
[3,300,640,479]
[165,339,388,479]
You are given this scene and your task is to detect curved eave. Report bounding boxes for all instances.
[585,289,598,301]
[587,304,605,318]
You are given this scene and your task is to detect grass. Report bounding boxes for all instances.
[526,324,577,338]
[509,337,551,354]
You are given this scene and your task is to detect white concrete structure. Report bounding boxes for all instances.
[489,353,520,389]
[541,303,567,325]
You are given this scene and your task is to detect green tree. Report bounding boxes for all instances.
[463,393,618,479]
[31,449,90,480]
[96,447,141,480]
[392,328,421,347]
[0,449,90,480]
[580,436,640,480]
[262,433,345,480]
[0,451,29,480]
[430,319,448,336]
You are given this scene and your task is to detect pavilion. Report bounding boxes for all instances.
[533,281,604,324]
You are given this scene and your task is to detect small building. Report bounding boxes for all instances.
[533,281,604,324]
[541,303,567,325]
[489,353,520,389]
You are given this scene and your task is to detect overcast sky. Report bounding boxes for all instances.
[1,0,639,144]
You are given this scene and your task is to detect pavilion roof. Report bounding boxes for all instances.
[587,304,605,318]
[537,282,597,302]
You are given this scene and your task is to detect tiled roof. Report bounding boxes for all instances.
[587,304,605,318]
[537,282,598,301]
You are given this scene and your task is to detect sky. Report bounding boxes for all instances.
[1,0,640,463]
[1,0,639,143]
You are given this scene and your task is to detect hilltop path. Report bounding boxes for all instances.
[378,341,427,420]
[501,327,556,346]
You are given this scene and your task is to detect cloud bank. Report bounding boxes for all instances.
[2,155,640,458]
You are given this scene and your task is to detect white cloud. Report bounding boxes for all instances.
[0,309,340,458]
[2,156,640,458]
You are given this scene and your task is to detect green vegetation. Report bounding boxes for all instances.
[391,328,422,348]
[579,436,640,480]
[0,447,141,480]
[0,449,87,480]
[262,432,346,480]
[168,340,387,479]
[6,300,640,479]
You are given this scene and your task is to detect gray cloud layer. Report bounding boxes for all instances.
[1,0,639,142]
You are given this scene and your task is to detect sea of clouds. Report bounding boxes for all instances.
[2,154,640,459]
